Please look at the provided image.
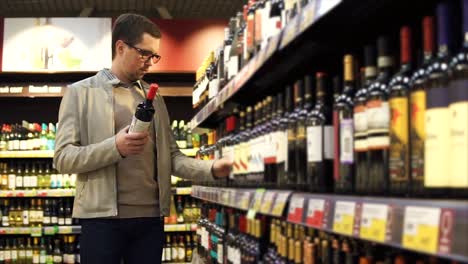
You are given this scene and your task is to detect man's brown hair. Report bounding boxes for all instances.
[112,13,162,59]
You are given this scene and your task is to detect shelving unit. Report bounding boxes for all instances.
[0,149,197,158]
[0,189,75,197]
[164,223,198,233]
[0,150,54,158]
[189,0,444,130]
[0,226,81,236]
[191,186,468,263]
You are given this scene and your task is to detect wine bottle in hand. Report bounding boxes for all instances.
[129,83,159,133]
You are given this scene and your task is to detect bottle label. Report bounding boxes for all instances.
[178,247,185,260]
[20,140,28,150]
[8,174,16,190]
[425,85,450,187]
[307,126,323,162]
[23,176,31,188]
[43,216,51,225]
[228,56,239,79]
[340,119,354,163]
[59,218,65,225]
[240,141,250,174]
[4,250,10,260]
[39,255,46,263]
[324,126,334,159]
[224,45,232,65]
[410,90,425,180]
[286,127,295,171]
[51,216,58,224]
[172,248,178,260]
[1,176,7,187]
[248,138,258,174]
[389,96,410,181]
[19,250,25,258]
[11,250,17,260]
[277,131,287,164]
[164,247,171,261]
[30,176,38,188]
[53,256,62,262]
[366,99,390,149]
[333,111,340,180]
[65,218,72,225]
[255,8,263,46]
[129,116,151,133]
[354,104,368,152]
[23,211,29,225]
[247,15,255,51]
[448,79,468,187]
[0,251,4,261]
[16,176,23,188]
[217,243,223,263]
[264,132,277,164]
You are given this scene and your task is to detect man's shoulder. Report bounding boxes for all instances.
[69,71,107,90]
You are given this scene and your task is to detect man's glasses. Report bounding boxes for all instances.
[124,41,161,64]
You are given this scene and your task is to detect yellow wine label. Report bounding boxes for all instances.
[389,97,410,181]
[410,91,426,180]
[425,108,450,187]
[449,102,468,187]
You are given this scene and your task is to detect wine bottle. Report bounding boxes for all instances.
[335,55,357,194]
[367,36,394,195]
[425,2,452,191]
[354,45,376,194]
[306,72,333,193]
[389,26,413,196]
[128,83,159,133]
[448,0,468,195]
[410,16,435,196]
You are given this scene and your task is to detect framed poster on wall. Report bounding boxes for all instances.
[2,18,111,72]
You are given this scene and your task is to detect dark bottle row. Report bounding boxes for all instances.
[0,122,56,152]
[0,235,79,264]
[162,233,196,263]
[197,0,468,198]
[0,161,76,191]
[196,201,461,264]
[0,198,77,228]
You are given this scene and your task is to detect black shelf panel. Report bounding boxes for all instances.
[190,0,446,129]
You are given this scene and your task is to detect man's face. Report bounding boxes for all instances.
[117,33,161,82]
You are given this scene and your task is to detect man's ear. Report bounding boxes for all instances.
[115,40,125,56]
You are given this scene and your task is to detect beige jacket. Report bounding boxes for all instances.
[53,70,214,218]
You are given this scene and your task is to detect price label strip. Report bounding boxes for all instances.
[359,203,389,242]
[402,206,441,254]
[260,191,276,214]
[240,192,252,210]
[333,201,356,235]
[299,0,318,33]
[288,196,305,223]
[306,199,326,228]
[247,189,265,219]
[271,191,291,216]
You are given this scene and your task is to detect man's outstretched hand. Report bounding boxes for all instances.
[212,157,233,178]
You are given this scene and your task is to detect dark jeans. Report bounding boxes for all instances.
[80,217,164,264]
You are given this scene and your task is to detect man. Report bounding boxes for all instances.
[54,13,231,264]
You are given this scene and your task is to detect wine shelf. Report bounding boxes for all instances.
[191,185,468,263]
[164,224,198,233]
[0,189,75,198]
[0,150,54,158]
[0,149,198,158]
[179,148,199,157]
[0,225,81,236]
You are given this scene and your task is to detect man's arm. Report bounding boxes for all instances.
[156,95,215,181]
[53,85,123,174]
